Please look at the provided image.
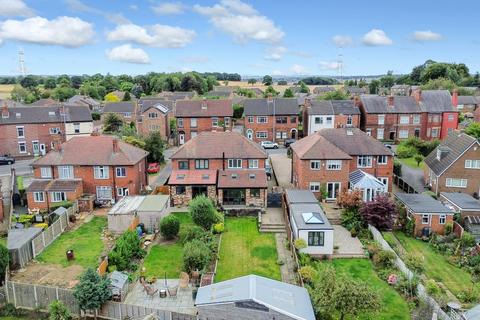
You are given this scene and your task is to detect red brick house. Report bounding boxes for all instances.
[424,131,480,196]
[168,131,268,211]
[26,135,148,211]
[303,99,360,136]
[136,99,173,139]
[0,102,92,159]
[291,128,393,201]
[102,101,137,124]
[175,99,233,145]
[243,97,299,143]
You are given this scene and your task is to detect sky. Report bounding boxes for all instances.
[0,0,479,77]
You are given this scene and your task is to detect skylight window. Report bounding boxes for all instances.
[302,212,324,224]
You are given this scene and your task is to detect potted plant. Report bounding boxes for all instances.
[320,185,328,203]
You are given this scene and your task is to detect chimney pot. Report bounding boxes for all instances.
[387,95,394,108]
[113,138,119,153]
[452,89,458,108]
[1,102,9,118]
[413,89,422,103]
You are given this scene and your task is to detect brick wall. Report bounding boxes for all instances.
[177,117,232,143]
[335,114,360,128]
[244,115,299,142]
[170,185,217,206]
[217,188,267,207]
[440,112,458,140]
[171,158,266,171]
[26,188,83,211]
[412,213,453,236]
[137,109,169,139]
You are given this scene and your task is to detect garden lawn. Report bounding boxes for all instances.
[36,216,107,268]
[0,236,6,247]
[142,212,192,279]
[398,157,425,169]
[321,259,410,320]
[394,232,478,298]
[215,217,281,282]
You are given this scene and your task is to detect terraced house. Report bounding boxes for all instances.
[243,97,299,142]
[168,131,268,212]
[303,99,361,135]
[26,135,148,211]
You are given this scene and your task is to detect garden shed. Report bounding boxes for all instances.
[109,271,129,302]
[7,227,42,269]
[107,196,145,234]
[137,195,170,233]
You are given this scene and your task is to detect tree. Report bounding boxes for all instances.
[122,91,131,101]
[189,195,217,230]
[333,279,381,320]
[144,131,165,163]
[131,84,144,98]
[119,81,134,92]
[160,215,180,240]
[52,86,76,102]
[414,154,424,167]
[49,300,72,320]
[247,78,257,85]
[359,195,397,230]
[103,113,123,132]
[263,86,279,97]
[320,90,348,100]
[277,80,288,85]
[369,79,380,94]
[233,103,244,119]
[44,77,57,89]
[299,81,309,93]
[183,239,211,273]
[283,88,294,98]
[73,268,111,316]
[0,244,9,284]
[104,92,120,102]
[262,75,273,86]
[20,75,38,89]
[337,190,363,211]
[465,122,480,139]
[379,71,395,88]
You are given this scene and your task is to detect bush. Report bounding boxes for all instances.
[337,190,363,210]
[108,230,145,271]
[49,300,72,320]
[395,274,419,298]
[393,160,402,177]
[425,279,441,297]
[159,215,180,240]
[180,226,208,244]
[444,222,453,235]
[405,253,425,274]
[341,208,364,231]
[396,145,417,158]
[299,266,317,284]
[49,201,74,212]
[359,195,397,230]
[459,232,476,248]
[212,223,224,234]
[189,195,217,230]
[373,250,396,269]
[214,211,224,223]
[0,244,9,283]
[91,112,101,121]
[183,239,211,273]
[294,239,307,250]
[458,288,479,303]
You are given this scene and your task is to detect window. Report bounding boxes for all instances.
[276,116,287,124]
[276,131,287,139]
[250,188,260,197]
[33,192,44,202]
[148,112,158,119]
[51,191,67,202]
[50,127,60,134]
[378,114,385,125]
[357,156,372,168]
[290,116,297,123]
[18,142,27,153]
[117,187,129,197]
[40,167,52,178]
[446,178,467,188]
[176,186,186,195]
[326,160,341,170]
[326,116,333,124]
[177,118,184,128]
[314,117,322,124]
[400,116,410,124]
[190,118,197,128]
[58,166,74,179]
[116,167,126,177]
[191,131,197,139]
[212,117,219,127]
[257,116,267,123]
[224,117,230,127]
[248,116,254,123]
[149,124,160,131]
[73,123,80,134]
[309,182,320,192]
[379,177,388,187]
[433,115,440,122]
[195,159,209,169]
[422,214,430,225]
[378,155,387,164]
[465,160,480,169]
[448,114,455,121]
[347,115,352,125]
[228,159,242,169]
[413,115,420,124]
[439,215,446,225]
[96,186,112,200]
[377,128,384,140]
[94,166,109,179]
[178,161,189,170]
[256,132,268,139]
[399,130,409,139]
[308,231,324,246]
[366,128,372,136]
[124,112,131,118]
[310,160,321,170]
[16,126,24,138]
[248,159,259,169]
[431,128,439,138]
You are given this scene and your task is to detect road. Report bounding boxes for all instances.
[149,147,178,187]
[0,159,34,177]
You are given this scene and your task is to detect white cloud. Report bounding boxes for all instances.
[362,29,393,46]
[0,0,34,17]
[332,35,353,47]
[413,30,442,42]
[179,55,209,64]
[107,23,196,48]
[319,61,340,70]
[153,2,186,15]
[106,44,150,64]
[290,64,308,74]
[290,50,313,58]
[271,69,282,76]
[264,46,287,61]
[64,0,100,13]
[0,16,94,47]
[194,0,284,44]
[105,13,130,25]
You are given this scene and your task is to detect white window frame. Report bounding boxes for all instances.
[413,115,420,124]
[248,116,254,123]
[212,117,219,127]
[399,116,410,124]
[228,159,242,169]
[40,167,52,178]
[465,160,480,169]
[366,128,372,136]
[256,131,268,139]
[248,159,258,169]
[148,112,158,119]
[177,118,184,128]
[58,165,74,179]
[309,182,320,192]
[422,214,430,225]
[51,191,67,203]
[378,114,385,125]
[431,128,439,138]
[73,122,80,134]
[33,192,44,202]
[49,127,60,135]
[310,160,321,170]
[117,187,129,197]
[377,128,384,140]
[378,155,388,165]
[116,167,126,177]
[94,166,109,179]
[190,118,198,128]
[399,130,409,139]
[18,142,27,154]
[357,156,372,168]
[326,160,341,170]
[96,186,112,200]
[16,126,25,138]
[439,215,446,225]
[224,117,230,127]
[446,178,467,188]
[257,116,267,123]
[347,115,352,125]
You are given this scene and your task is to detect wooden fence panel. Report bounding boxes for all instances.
[35,285,57,309]
[13,282,36,309]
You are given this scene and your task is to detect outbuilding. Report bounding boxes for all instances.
[137,195,170,233]
[7,227,43,269]
[107,196,145,234]
[439,192,480,221]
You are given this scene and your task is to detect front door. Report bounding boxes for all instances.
[39,144,46,155]
[223,189,246,205]
[389,131,395,140]
[327,182,341,200]
[179,132,185,145]
[246,129,253,140]
[291,129,297,139]
[32,141,39,155]
[414,128,420,138]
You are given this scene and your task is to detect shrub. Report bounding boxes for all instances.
[183,239,211,273]
[414,154,424,166]
[91,112,101,121]
[405,253,425,274]
[189,195,217,229]
[393,160,402,177]
[73,268,111,312]
[395,274,419,298]
[108,230,145,271]
[294,239,307,250]
[159,215,180,240]
[340,208,364,231]
[396,145,417,158]
[0,244,9,283]
[337,190,363,210]
[367,243,381,257]
[444,222,453,235]
[299,266,317,284]
[359,195,397,230]
[373,250,396,269]
[459,232,476,248]
[458,288,479,303]
[180,226,208,244]
[212,223,224,234]
[50,201,74,211]
[49,300,72,320]
[214,211,224,223]
[425,279,440,297]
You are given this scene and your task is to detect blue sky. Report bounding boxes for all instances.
[0,0,479,76]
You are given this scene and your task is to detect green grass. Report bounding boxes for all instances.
[215,217,281,282]
[0,236,6,247]
[16,176,24,191]
[321,259,410,320]
[394,232,478,298]
[36,216,107,268]
[398,157,425,169]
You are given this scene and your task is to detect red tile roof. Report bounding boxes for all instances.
[291,133,352,160]
[168,170,217,185]
[217,170,268,188]
[175,99,233,117]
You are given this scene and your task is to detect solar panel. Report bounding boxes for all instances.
[155,104,169,113]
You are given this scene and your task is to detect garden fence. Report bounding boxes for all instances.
[281,195,304,287]
[368,225,451,320]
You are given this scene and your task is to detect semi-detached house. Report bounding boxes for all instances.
[303,99,361,135]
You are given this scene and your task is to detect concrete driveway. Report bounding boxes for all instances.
[269,154,293,188]
[0,159,34,177]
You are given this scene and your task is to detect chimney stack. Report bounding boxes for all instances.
[1,102,9,119]
[267,93,273,103]
[201,97,207,110]
[413,89,422,103]
[112,138,119,153]
[452,89,458,108]
[304,97,311,108]
[387,95,394,108]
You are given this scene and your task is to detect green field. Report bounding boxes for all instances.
[36,216,107,268]
[215,217,281,282]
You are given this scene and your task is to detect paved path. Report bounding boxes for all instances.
[275,233,298,285]
[333,225,365,258]
[269,154,293,188]
[399,163,427,193]
[149,147,177,187]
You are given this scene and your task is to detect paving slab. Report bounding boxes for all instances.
[333,225,365,258]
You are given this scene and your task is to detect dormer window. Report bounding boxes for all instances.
[231,174,238,179]
[249,173,256,179]
[48,111,55,116]
[15,113,21,118]
[436,149,441,161]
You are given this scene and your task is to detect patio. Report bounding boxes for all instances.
[124,279,197,315]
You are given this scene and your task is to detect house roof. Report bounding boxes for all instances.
[138,99,173,114]
[285,189,318,204]
[290,133,352,160]
[168,169,217,185]
[308,100,360,115]
[103,101,136,113]
[27,179,83,193]
[290,203,333,231]
[68,95,101,107]
[345,86,368,94]
[171,131,267,159]
[424,132,478,176]
[33,135,148,166]
[175,99,233,117]
[243,98,299,116]
[31,98,59,106]
[360,95,421,114]
[0,105,92,124]
[349,170,385,189]
[137,195,170,212]
[458,96,480,105]
[217,169,268,189]
[195,274,315,320]
[158,91,195,100]
[395,193,454,214]
[313,86,335,94]
[206,91,231,97]
[440,192,480,211]
[418,90,456,113]
[319,128,392,156]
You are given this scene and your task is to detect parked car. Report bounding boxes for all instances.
[284,139,296,148]
[260,141,279,149]
[147,163,160,173]
[265,159,272,179]
[0,156,15,165]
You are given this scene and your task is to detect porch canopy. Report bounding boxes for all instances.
[349,169,385,190]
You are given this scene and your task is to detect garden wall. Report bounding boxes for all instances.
[368,225,451,320]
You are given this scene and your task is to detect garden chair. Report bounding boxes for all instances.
[179,272,189,289]
[145,285,158,298]
[168,286,178,298]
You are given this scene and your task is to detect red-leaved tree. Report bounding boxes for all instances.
[337,190,363,211]
[359,195,396,230]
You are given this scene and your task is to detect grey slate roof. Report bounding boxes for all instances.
[243,98,299,116]
[360,95,421,114]
[395,193,454,214]
[285,189,318,204]
[195,274,315,320]
[441,192,480,210]
[0,105,91,124]
[419,90,455,113]
[68,95,101,107]
[158,91,195,101]
[424,132,478,176]
[206,90,231,97]
[290,203,333,231]
[103,101,136,113]
[345,86,368,94]
[458,96,480,105]
[319,128,392,156]
[138,99,173,114]
[313,86,335,94]
[309,100,360,115]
